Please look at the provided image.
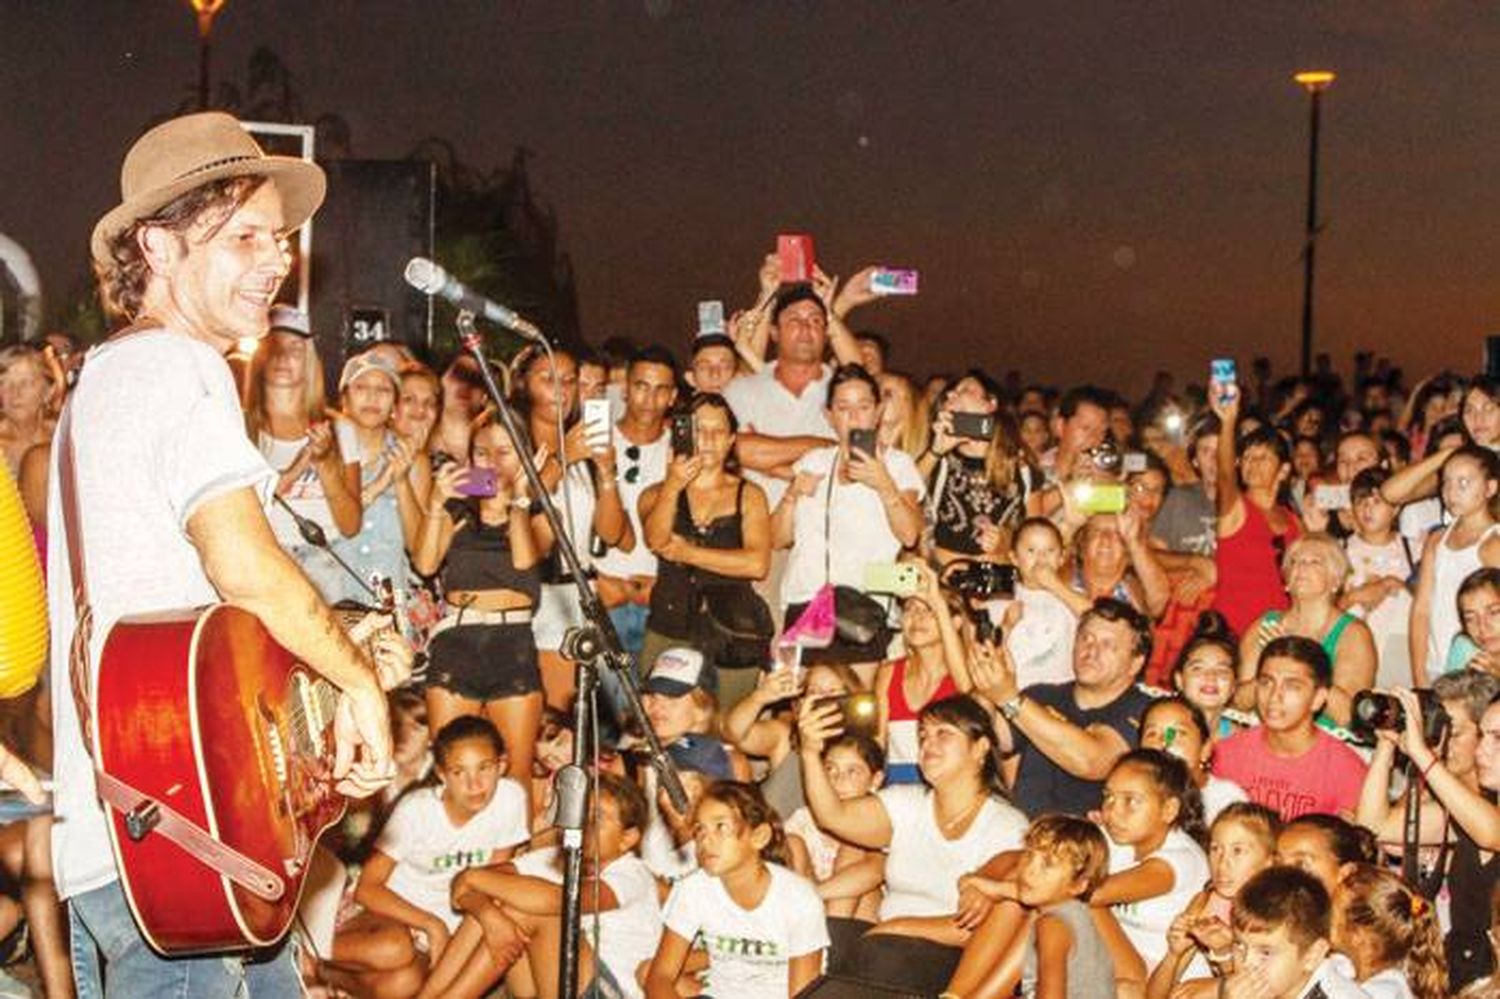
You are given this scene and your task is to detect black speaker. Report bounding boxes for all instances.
[1486,335,1500,381]
[794,974,929,999]
[309,159,436,388]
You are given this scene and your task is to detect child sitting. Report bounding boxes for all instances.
[645,781,828,999]
[1332,863,1446,999]
[421,773,663,999]
[1015,814,1115,998]
[1223,865,1367,998]
[1146,801,1281,999]
[784,734,885,919]
[327,715,530,998]
[999,517,1079,688]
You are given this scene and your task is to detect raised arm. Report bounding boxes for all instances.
[796,697,893,850]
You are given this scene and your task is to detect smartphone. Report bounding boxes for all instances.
[670,411,696,457]
[582,398,612,453]
[697,300,726,337]
[1209,357,1237,408]
[951,412,996,441]
[863,562,921,597]
[1122,451,1148,474]
[818,692,879,737]
[455,466,498,498]
[1072,481,1127,515]
[777,233,815,284]
[771,641,804,688]
[869,267,920,296]
[1313,483,1352,511]
[848,428,877,457]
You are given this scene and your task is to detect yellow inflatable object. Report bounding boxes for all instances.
[0,463,45,697]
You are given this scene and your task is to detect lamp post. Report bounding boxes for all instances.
[1293,69,1335,378]
[188,0,228,110]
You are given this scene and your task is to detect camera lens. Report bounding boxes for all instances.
[1351,691,1403,732]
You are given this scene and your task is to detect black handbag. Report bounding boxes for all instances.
[698,583,775,668]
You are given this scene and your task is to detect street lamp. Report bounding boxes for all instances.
[188,0,229,110]
[1293,69,1335,378]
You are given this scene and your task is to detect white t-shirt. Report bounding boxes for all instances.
[781,446,927,607]
[1106,828,1210,968]
[259,420,363,602]
[1297,954,1377,998]
[1358,966,1414,999]
[377,780,530,931]
[662,864,828,999]
[259,419,361,546]
[999,586,1078,688]
[513,847,662,999]
[722,363,835,508]
[1200,774,1248,823]
[1344,534,1415,690]
[877,784,1029,919]
[593,428,668,579]
[47,330,276,900]
[639,767,697,882]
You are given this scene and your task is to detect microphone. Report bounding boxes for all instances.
[403,257,543,341]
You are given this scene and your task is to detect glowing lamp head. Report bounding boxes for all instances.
[1294,70,1336,92]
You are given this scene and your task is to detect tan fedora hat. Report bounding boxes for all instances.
[90,111,326,267]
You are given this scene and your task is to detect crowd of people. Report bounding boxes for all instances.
[8,112,1500,999]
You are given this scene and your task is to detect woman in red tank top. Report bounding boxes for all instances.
[1209,387,1300,639]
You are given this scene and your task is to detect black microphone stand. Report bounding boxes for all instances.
[272,494,381,602]
[452,312,687,999]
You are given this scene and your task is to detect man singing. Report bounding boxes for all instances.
[50,111,396,993]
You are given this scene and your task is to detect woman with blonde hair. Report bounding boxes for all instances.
[877,370,930,459]
[244,306,362,601]
[1234,532,1376,727]
[0,345,60,475]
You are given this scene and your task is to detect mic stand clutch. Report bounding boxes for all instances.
[271,494,380,603]
[450,311,687,999]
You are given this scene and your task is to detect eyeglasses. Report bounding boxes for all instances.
[624,444,641,485]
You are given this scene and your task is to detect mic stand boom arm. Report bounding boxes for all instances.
[451,312,688,999]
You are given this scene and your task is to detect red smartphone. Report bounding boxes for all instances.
[777,234,815,283]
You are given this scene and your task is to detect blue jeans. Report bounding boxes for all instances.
[69,880,299,999]
[599,602,651,738]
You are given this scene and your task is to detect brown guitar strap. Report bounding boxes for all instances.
[56,327,286,903]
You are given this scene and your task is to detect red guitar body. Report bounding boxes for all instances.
[95,604,346,954]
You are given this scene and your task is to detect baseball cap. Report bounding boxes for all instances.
[268,305,311,337]
[643,647,712,697]
[339,350,401,391]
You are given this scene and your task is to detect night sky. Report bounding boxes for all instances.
[5,2,1500,395]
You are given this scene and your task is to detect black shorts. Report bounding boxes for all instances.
[426,621,541,701]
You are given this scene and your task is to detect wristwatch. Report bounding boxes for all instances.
[1000,694,1025,722]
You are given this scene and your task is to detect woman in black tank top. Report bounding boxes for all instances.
[412,417,553,811]
[638,394,771,679]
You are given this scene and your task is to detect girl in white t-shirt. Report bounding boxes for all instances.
[1138,696,1247,824]
[784,734,885,919]
[1332,863,1447,999]
[1146,801,1281,999]
[1093,748,1211,971]
[421,773,663,999]
[326,716,529,998]
[645,781,828,999]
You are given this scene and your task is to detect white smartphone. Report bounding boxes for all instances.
[581,398,612,453]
